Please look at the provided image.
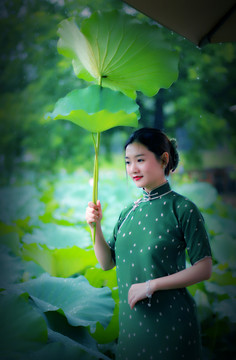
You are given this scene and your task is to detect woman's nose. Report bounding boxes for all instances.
[130,162,139,173]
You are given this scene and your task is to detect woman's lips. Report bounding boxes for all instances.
[133,176,143,181]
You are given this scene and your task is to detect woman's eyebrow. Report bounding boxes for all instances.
[125,154,146,159]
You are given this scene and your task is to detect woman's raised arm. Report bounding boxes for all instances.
[86,200,115,271]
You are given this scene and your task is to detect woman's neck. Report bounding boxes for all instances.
[144,179,168,194]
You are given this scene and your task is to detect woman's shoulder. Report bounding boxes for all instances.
[170,190,200,212]
[169,190,206,227]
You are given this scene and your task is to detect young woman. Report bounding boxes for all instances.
[86,128,212,360]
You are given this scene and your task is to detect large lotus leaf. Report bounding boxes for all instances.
[22,223,92,250]
[84,267,119,343]
[47,329,109,360]
[45,85,139,132]
[203,213,236,236]
[210,265,236,286]
[52,170,136,224]
[0,246,24,289]
[14,273,115,334]
[25,342,98,360]
[213,298,236,323]
[91,301,119,344]
[57,11,179,98]
[0,231,21,256]
[98,175,138,238]
[22,260,46,281]
[173,182,218,209]
[84,267,117,290]
[211,234,236,269]
[1,301,108,359]
[0,185,45,225]
[23,342,94,360]
[22,243,97,277]
[45,311,99,353]
[0,292,47,354]
[193,289,212,322]
[52,175,93,223]
[205,282,236,298]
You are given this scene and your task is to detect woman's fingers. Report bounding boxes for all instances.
[128,286,136,309]
[128,283,147,309]
[88,201,101,213]
[88,201,98,209]
[86,200,102,225]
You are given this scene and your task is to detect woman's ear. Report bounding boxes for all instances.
[161,152,169,167]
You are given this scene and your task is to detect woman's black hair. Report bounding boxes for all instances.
[124,127,179,176]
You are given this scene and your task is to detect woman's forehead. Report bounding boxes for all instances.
[125,142,149,157]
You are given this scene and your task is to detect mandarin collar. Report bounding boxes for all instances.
[142,181,171,201]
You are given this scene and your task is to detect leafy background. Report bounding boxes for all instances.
[0,0,236,359]
[0,170,236,359]
[1,0,235,179]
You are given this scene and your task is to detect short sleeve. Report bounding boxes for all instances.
[179,199,212,265]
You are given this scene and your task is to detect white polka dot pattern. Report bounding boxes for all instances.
[107,182,211,360]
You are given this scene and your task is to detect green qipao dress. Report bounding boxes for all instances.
[107,182,212,360]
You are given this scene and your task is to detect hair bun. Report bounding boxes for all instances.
[169,138,179,172]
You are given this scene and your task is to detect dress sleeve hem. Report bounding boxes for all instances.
[192,255,212,266]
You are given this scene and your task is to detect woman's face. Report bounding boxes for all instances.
[125,142,167,192]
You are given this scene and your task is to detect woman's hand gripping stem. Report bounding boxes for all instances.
[86,200,115,271]
[86,200,103,229]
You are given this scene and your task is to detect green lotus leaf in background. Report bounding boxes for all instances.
[211,234,236,269]
[22,223,92,250]
[45,85,139,132]
[0,292,109,360]
[84,267,119,343]
[0,245,24,289]
[210,266,236,286]
[193,289,212,323]
[23,260,46,281]
[203,213,236,236]
[173,182,218,210]
[22,243,97,277]
[51,173,101,223]
[0,185,45,225]
[0,292,47,355]
[57,10,179,98]
[21,213,96,278]
[0,230,21,256]
[25,342,98,360]
[205,282,236,298]
[15,273,115,333]
[47,328,109,360]
[85,267,117,290]
[213,298,236,323]
[45,311,105,358]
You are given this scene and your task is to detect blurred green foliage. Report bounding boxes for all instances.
[0,0,236,184]
[0,2,236,357]
[0,171,235,359]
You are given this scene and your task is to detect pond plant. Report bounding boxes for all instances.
[0,172,236,359]
[46,10,179,242]
[0,9,180,360]
[1,8,236,360]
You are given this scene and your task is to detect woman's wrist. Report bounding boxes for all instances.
[146,280,154,307]
[146,280,153,298]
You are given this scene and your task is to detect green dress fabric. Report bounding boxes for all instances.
[107,182,212,360]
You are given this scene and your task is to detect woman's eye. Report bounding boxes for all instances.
[125,161,130,165]
[137,159,144,162]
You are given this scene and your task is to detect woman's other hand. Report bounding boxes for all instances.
[128,282,150,309]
